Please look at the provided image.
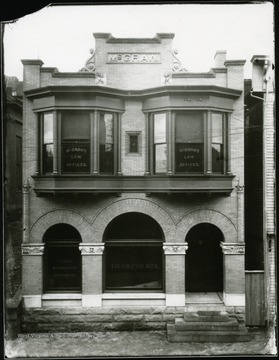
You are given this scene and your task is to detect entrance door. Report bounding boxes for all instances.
[185,223,223,292]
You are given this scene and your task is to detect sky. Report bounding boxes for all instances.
[3,3,274,81]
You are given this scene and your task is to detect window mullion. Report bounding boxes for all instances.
[145,112,150,175]
[117,113,122,175]
[167,110,172,174]
[57,112,61,175]
[226,114,232,174]
[206,111,212,174]
[90,112,94,174]
[93,110,98,174]
[36,113,40,175]
[53,111,58,175]
[149,113,154,175]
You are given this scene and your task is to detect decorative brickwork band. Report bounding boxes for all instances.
[22,244,45,255]
[220,242,245,255]
[163,243,188,255]
[79,243,105,255]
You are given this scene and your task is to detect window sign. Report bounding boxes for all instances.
[62,144,90,173]
[175,143,203,173]
[106,245,163,290]
[46,246,81,291]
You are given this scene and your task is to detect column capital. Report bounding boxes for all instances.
[22,243,45,255]
[220,242,245,255]
[163,243,188,255]
[79,243,104,255]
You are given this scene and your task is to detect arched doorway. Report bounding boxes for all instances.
[185,223,223,292]
[104,212,164,291]
[43,224,81,292]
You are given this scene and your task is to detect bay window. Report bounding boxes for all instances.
[149,110,229,175]
[39,110,119,175]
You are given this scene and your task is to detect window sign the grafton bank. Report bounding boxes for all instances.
[107,53,161,64]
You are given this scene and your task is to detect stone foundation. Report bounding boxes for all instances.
[21,306,185,332]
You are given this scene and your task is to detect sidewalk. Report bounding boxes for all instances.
[4,326,277,358]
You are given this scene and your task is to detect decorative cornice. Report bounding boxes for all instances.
[24,85,242,99]
[220,242,245,255]
[80,48,95,73]
[22,244,45,255]
[163,243,188,255]
[172,50,187,73]
[79,243,104,255]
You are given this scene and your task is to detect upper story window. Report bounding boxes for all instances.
[212,113,224,173]
[99,113,114,173]
[149,110,229,175]
[39,110,118,175]
[61,111,90,174]
[42,113,54,174]
[154,113,167,173]
[175,111,204,174]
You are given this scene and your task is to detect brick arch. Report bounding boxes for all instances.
[30,209,92,243]
[92,198,176,243]
[176,209,237,243]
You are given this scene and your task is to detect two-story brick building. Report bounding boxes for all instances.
[20,33,248,334]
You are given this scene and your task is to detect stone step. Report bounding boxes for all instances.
[167,324,252,343]
[184,312,231,322]
[175,317,239,331]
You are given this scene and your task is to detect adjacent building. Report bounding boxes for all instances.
[244,56,276,326]
[20,33,247,331]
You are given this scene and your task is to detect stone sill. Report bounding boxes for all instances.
[42,294,82,300]
[102,293,166,300]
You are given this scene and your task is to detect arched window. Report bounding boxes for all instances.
[104,212,164,291]
[43,224,81,292]
[185,223,223,292]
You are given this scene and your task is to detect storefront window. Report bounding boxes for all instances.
[43,224,81,292]
[61,111,90,174]
[43,113,53,174]
[175,111,204,173]
[154,113,167,173]
[212,113,224,173]
[99,113,114,173]
[104,212,164,291]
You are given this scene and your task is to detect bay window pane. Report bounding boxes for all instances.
[175,112,204,173]
[43,113,53,173]
[100,113,114,173]
[154,113,166,143]
[155,144,167,173]
[212,113,224,173]
[61,111,90,173]
[212,113,223,144]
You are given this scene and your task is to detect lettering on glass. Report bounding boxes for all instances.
[107,53,161,64]
[175,144,203,173]
[62,145,90,173]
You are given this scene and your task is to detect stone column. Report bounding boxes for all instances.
[220,242,245,307]
[79,243,104,307]
[21,244,45,308]
[163,243,188,306]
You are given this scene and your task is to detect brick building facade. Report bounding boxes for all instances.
[20,33,247,331]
